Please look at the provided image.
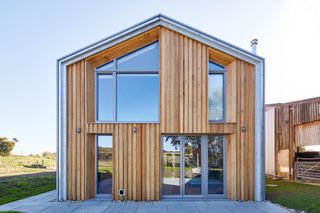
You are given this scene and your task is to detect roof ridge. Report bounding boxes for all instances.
[57,14,264,63]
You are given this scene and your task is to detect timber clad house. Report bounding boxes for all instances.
[57,14,265,202]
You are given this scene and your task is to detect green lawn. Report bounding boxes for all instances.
[0,172,56,205]
[266,178,320,213]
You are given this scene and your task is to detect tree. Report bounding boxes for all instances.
[0,137,19,156]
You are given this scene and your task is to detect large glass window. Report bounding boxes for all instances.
[208,61,225,121]
[97,135,113,194]
[117,74,159,122]
[97,75,113,121]
[96,42,159,122]
[117,42,158,71]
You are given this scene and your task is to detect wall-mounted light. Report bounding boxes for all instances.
[132,127,138,133]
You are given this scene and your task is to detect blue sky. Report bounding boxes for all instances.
[0,0,319,154]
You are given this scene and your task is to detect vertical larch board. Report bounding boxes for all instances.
[225,60,255,201]
[66,60,87,200]
[112,123,160,201]
[66,60,96,200]
[160,28,208,133]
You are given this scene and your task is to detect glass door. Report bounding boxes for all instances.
[184,136,202,195]
[207,136,224,195]
[162,135,225,198]
[162,136,181,196]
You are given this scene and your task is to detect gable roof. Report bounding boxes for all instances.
[57,14,264,65]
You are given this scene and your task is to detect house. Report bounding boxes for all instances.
[57,14,265,202]
[265,97,320,181]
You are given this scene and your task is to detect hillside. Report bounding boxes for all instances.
[0,154,56,177]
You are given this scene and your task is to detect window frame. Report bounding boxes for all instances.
[161,134,226,198]
[208,61,226,123]
[95,42,160,123]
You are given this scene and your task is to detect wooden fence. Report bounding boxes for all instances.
[296,157,320,182]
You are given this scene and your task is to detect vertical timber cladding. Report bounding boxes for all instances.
[66,61,87,200]
[111,123,161,201]
[85,123,161,201]
[160,27,255,200]
[225,60,255,200]
[68,71,161,200]
[66,27,256,201]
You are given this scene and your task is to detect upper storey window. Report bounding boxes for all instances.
[96,42,159,122]
[208,61,225,122]
[96,61,114,71]
[117,42,158,71]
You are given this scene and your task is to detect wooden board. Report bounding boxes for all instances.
[66,61,87,200]
[225,60,255,201]
[295,120,320,147]
[272,97,320,179]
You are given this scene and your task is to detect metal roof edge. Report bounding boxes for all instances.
[57,14,264,64]
[158,14,264,61]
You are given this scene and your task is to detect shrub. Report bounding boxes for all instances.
[42,151,56,158]
[0,137,18,156]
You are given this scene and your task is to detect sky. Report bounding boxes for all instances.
[0,0,319,155]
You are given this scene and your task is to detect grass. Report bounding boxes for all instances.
[0,172,56,205]
[0,154,56,177]
[266,178,320,213]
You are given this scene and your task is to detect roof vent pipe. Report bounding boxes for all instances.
[251,39,258,54]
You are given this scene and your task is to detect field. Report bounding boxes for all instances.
[0,154,56,206]
[0,154,56,177]
[266,178,320,213]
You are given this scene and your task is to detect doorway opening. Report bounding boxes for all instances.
[96,135,113,196]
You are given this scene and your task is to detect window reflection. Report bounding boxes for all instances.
[163,136,181,195]
[209,61,225,71]
[96,61,114,71]
[97,135,112,194]
[117,42,159,71]
[97,75,113,121]
[209,74,224,121]
[96,42,159,122]
[184,136,202,195]
[208,136,223,194]
[117,74,159,122]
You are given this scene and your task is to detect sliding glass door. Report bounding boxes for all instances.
[184,136,202,195]
[208,136,224,195]
[163,136,181,195]
[162,135,224,198]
